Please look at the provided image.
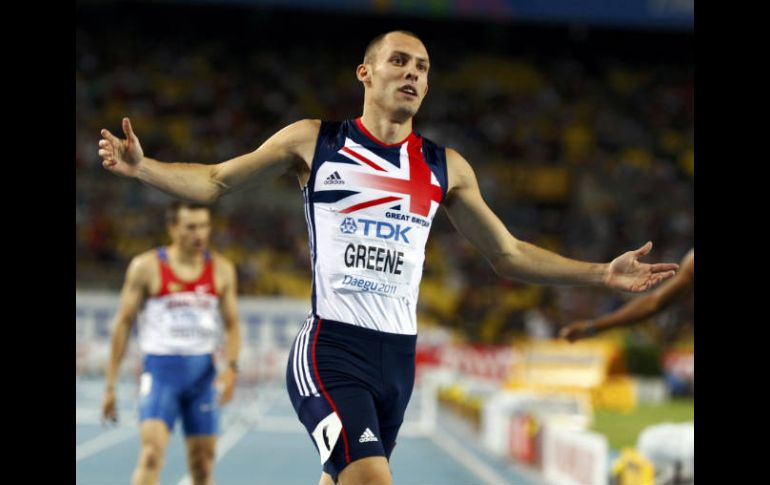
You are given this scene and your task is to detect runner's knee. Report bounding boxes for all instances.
[139,442,165,471]
[188,445,215,484]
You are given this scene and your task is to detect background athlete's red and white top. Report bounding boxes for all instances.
[137,247,222,355]
[303,119,449,335]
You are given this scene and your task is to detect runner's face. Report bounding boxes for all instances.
[366,33,430,119]
[169,208,211,253]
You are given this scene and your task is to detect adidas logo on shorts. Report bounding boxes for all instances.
[359,428,379,443]
[324,171,345,185]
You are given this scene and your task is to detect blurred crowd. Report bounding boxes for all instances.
[76,13,693,347]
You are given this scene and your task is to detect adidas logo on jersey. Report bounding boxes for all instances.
[358,428,379,443]
[324,171,345,185]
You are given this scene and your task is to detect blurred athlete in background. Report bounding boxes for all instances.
[102,202,242,485]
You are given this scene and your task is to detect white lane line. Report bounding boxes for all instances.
[76,426,138,462]
[427,430,512,485]
[215,424,250,461]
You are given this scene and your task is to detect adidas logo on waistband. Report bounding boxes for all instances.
[358,428,379,443]
[324,171,345,185]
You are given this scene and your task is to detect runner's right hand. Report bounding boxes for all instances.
[101,388,118,426]
[99,117,145,178]
[559,321,591,343]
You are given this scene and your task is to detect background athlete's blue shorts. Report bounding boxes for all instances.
[139,354,219,436]
[286,317,417,482]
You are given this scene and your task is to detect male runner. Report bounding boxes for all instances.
[101,202,241,485]
[98,30,678,485]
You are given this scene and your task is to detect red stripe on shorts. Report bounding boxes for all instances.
[311,318,351,464]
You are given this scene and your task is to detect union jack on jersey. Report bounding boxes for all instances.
[303,118,448,335]
[313,125,443,219]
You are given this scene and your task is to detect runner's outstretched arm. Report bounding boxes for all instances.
[98,117,320,203]
[442,148,679,292]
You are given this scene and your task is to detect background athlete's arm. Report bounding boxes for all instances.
[98,117,320,203]
[560,249,694,342]
[442,149,679,291]
[215,256,241,405]
[102,254,150,424]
